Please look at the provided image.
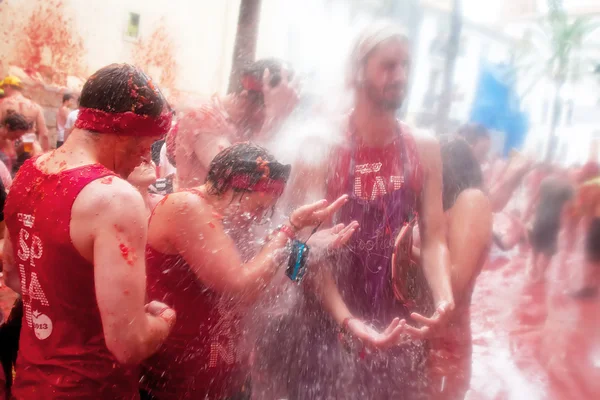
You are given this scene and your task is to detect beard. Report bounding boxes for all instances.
[365,81,404,111]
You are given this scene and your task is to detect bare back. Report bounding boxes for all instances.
[0,94,42,130]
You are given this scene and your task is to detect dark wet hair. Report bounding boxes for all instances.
[457,123,490,146]
[441,136,483,210]
[62,93,74,104]
[206,142,291,196]
[2,111,32,132]
[79,64,166,118]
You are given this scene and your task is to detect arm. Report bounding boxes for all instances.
[416,137,454,311]
[309,260,422,347]
[446,189,492,303]
[179,108,234,174]
[90,181,174,365]
[2,228,20,293]
[35,105,49,151]
[164,193,348,301]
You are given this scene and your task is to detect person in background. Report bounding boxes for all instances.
[142,143,356,399]
[63,108,79,142]
[458,123,532,213]
[2,64,176,399]
[425,136,492,400]
[168,58,299,188]
[0,111,32,172]
[56,93,76,148]
[127,160,162,216]
[526,168,574,282]
[0,76,49,151]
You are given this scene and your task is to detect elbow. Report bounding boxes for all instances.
[104,330,146,365]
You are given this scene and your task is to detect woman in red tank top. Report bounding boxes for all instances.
[142,143,355,399]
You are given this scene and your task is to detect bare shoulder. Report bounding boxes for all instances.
[455,188,491,212]
[153,190,210,221]
[74,176,146,221]
[412,130,440,155]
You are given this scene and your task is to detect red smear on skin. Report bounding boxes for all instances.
[4,0,87,85]
[208,222,215,229]
[119,243,136,266]
[100,176,114,185]
[123,290,130,296]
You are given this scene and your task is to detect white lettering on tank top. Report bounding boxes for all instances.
[354,163,403,200]
[208,301,238,367]
[16,217,53,340]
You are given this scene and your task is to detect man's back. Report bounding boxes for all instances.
[4,158,139,398]
[0,94,40,129]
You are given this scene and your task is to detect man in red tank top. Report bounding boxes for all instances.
[282,22,456,399]
[2,64,176,399]
[167,59,299,188]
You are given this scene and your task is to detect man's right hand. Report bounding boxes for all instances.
[145,300,176,331]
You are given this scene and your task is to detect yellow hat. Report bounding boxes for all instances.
[0,76,22,88]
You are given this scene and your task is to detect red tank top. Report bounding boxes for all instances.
[143,245,244,399]
[4,158,139,400]
[327,123,423,202]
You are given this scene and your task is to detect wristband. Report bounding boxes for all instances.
[277,224,296,240]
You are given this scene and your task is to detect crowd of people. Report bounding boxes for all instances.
[0,19,597,400]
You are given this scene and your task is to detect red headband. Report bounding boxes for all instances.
[241,75,263,92]
[231,174,286,196]
[75,107,173,137]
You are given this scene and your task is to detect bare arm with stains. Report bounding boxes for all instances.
[151,192,348,303]
[413,135,454,326]
[71,178,175,365]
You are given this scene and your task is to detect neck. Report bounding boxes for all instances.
[196,184,232,215]
[353,95,399,146]
[56,129,116,171]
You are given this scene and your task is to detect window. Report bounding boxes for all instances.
[126,12,140,39]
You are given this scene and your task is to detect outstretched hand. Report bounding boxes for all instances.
[307,221,359,254]
[290,195,349,230]
[409,301,453,335]
[346,317,404,350]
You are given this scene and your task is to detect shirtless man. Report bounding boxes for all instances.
[2,64,175,399]
[168,58,298,188]
[56,93,76,147]
[0,76,49,152]
[279,22,454,399]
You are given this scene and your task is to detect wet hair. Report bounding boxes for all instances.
[79,64,166,119]
[2,111,33,132]
[62,93,74,104]
[457,123,490,146]
[441,136,484,211]
[206,142,291,196]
